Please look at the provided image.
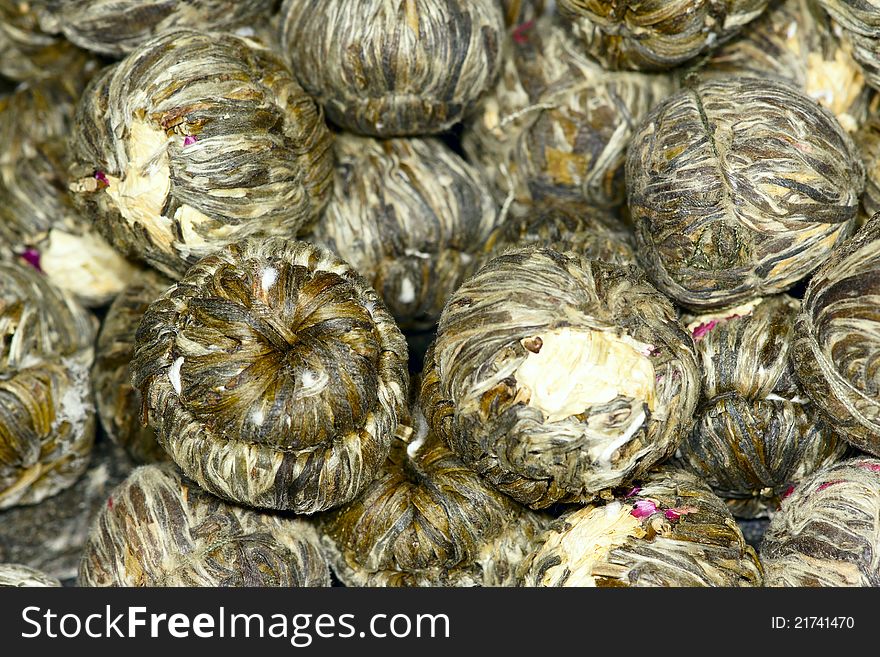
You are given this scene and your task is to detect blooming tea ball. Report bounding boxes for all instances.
[312,133,499,330]
[557,0,771,71]
[761,457,880,586]
[464,17,675,213]
[627,76,864,310]
[0,263,97,509]
[519,467,764,586]
[31,0,278,57]
[131,238,409,514]
[68,29,333,279]
[278,0,505,136]
[792,214,880,456]
[0,564,61,587]
[423,247,700,509]
[817,0,880,90]
[93,273,172,463]
[79,463,332,587]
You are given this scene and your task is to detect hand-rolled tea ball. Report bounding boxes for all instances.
[423,247,701,509]
[817,0,880,91]
[319,409,546,586]
[93,273,172,463]
[519,467,764,586]
[0,262,97,510]
[557,0,771,71]
[0,564,61,587]
[761,457,880,586]
[79,463,332,587]
[693,0,872,134]
[792,214,880,456]
[463,17,675,213]
[31,0,278,57]
[0,75,141,308]
[311,133,500,330]
[131,238,409,513]
[68,29,334,279]
[0,437,136,582]
[627,76,864,310]
[278,0,505,136]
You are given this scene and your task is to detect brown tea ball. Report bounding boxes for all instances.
[0,75,141,308]
[792,214,880,456]
[93,272,172,464]
[627,76,864,310]
[694,0,872,134]
[31,0,278,57]
[0,564,61,587]
[0,0,88,81]
[518,467,764,586]
[132,238,409,514]
[464,17,675,213]
[817,0,880,91]
[557,0,771,71]
[0,262,97,510]
[319,409,546,587]
[422,247,700,509]
[311,133,499,330]
[761,457,880,586]
[68,29,333,279]
[278,0,505,136]
[79,463,331,587]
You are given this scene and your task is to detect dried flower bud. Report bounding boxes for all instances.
[761,457,880,586]
[278,0,505,136]
[132,239,409,513]
[817,0,880,91]
[0,564,61,587]
[557,0,771,71]
[422,247,700,509]
[792,215,880,456]
[464,17,675,213]
[68,29,333,279]
[627,77,864,310]
[0,263,97,510]
[79,463,332,587]
[518,467,764,586]
[312,133,500,330]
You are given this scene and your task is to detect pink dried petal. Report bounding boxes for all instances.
[630,499,657,519]
[817,480,844,492]
[107,496,113,509]
[665,505,698,520]
[94,170,109,186]
[512,20,534,44]
[691,320,718,341]
[781,484,795,500]
[625,486,642,498]
[858,462,880,473]
[21,248,42,272]
[184,135,198,147]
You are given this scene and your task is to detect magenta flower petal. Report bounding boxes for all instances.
[184,135,198,147]
[817,480,844,492]
[20,248,42,272]
[664,505,697,520]
[512,20,534,44]
[691,320,718,341]
[94,170,109,186]
[781,484,795,500]
[630,500,657,519]
[858,463,880,473]
[625,486,642,498]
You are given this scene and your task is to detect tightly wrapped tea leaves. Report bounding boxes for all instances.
[817,0,880,91]
[0,0,88,81]
[0,564,61,587]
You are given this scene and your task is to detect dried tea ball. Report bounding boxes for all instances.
[320,409,546,587]
[0,262,97,510]
[79,463,332,587]
[557,0,771,71]
[311,133,500,330]
[132,238,409,514]
[68,29,333,279]
[500,0,546,27]
[519,467,764,586]
[761,457,880,586]
[817,0,880,91]
[93,273,172,464]
[31,0,279,57]
[464,17,675,214]
[0,564,61,587]
[627,76,864,310]
[0,75,141,308]
[422,247,700,509]
[694,0,872,134]
[278,0,506,136]
[0,438,136,581]
[792,214,880,456]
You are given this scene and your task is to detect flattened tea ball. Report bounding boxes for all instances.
[792,214,880,456]
[0,263,97,510]
[519,467,764,587]
[557,0,771,71]
[761,458,880,586]
[79,464,332,587]
[423,247,700,509]
[68,29,333,279]
[132,239,409,514]
[312,133,500,330]
[817,0,880,91]
[278,0,506,136]
[627,76,864,310]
